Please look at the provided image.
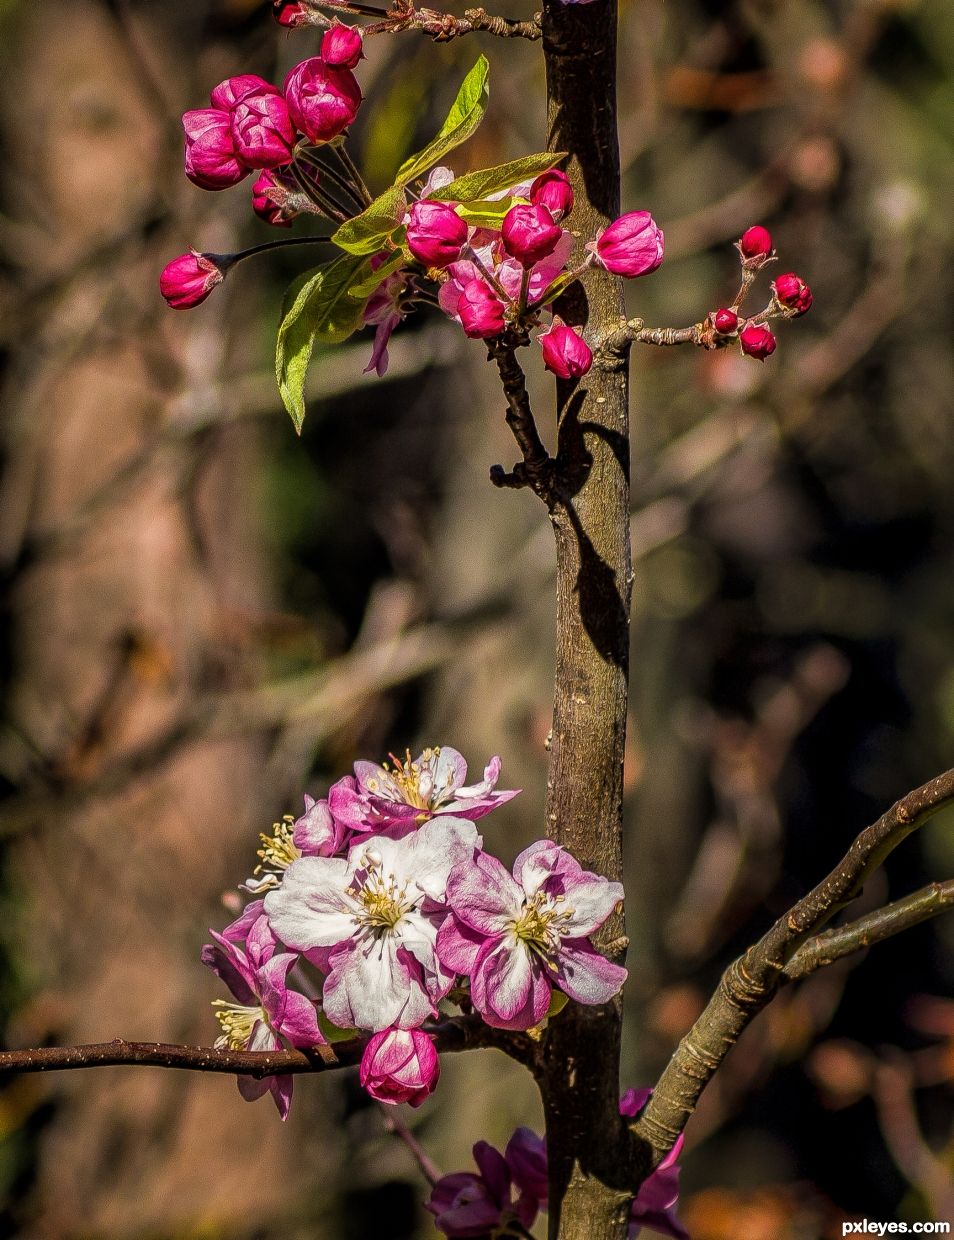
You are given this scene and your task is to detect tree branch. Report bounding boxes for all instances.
[361,2,542,40]
[783,878,954,981]
[632,766,954,1162]
[0,1015,534,1079]
[488,332,555,504]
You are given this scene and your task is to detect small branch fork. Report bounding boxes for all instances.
[599,317,716,362]
[300,0,542,40]
[488,332,556,505]
[631,766,954,1166]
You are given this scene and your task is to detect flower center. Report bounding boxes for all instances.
[513,892,573,952]
[250,816,301,890]
[368,748,441,809]
[353,853,418,933]
[212,1000,266,1050]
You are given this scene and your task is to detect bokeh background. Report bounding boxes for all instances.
[1,0,953,1236]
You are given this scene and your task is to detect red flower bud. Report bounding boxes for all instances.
[712,307,739,334]
[284,57,362,144]
[458,278,506,339]
[159,251,227,309]
[405,200,468,268]
[251,167,299,227]
[773,272,813,316]
[182,109,248,190]
[321,21,364,70]
[739,322,777,361]
[592,211,664,278]
[539,320,592,379]
[501,203,563,268]
[739,225,773,260]
[272,1,309,26]
[529,169,573,220]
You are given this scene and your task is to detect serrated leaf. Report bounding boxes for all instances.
[348,251,407,298]
[431,152,566,204]
[395,55,490,187]
[332,184,408,256]
[276,253,371,432]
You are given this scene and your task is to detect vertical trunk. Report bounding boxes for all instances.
[540,1,636,1237]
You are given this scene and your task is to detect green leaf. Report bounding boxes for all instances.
[332,183,408,256]
[276,253,371,432]
[395,55,490,187]
[431,152,566,204]
[454,197,518,228]
[530,269,581,309]
[348,251,407,298]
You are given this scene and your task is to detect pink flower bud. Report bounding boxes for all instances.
[739,322,777,361]
[273,0,310,26]
[159,251,227,309]
[712,307,739,334]
[538,319,592,379]
[210,74,273,111]
[228,83,296,170]
[251,167,298,227]
[739,225,773,259]
[405,200,468,268]
[592,210,664,278]
[458,278,506,339]
[529,169,573,220]
[321,21,364,70]
[501,203,563,268]
[359,1028,440,1107]
[182,109,248,190]
[773,271,813,316]
[284,57,362,144]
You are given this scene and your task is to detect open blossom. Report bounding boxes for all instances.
[243,794,348,894]
[329,746,519,836]
[426,1138,542,1237]
[363,264,411,377]
[359,1026,440,1106]
[160,251,228,309]
[438,841,627,1030]
[591,211,664,278]
[264,817,481,1031]
[201,908,325,1119]
[620,1089,689,1240]
[284,57,362,144]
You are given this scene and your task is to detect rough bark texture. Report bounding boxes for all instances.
[540,2,638,1236]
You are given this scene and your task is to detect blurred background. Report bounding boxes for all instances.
[1,0,953,1235]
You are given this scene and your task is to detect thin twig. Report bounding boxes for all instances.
[380,1107,443,1185]
[487,333,555,504]
[362,1,541,41]
[632,766,954,1162]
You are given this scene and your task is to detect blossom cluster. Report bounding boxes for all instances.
[426,1089,687,1239]
[202,746,627,1118]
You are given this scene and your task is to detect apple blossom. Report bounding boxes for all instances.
[182,108,248,190]
[159,251,228,309]
[426,1138,540,1238]
[501,203,563,268]
[591,210,664,278]
[529,168,574,220]
[359,1026,440,1106]
[712,307,739,334]
[405,201,468,268]
[739,224,773,259]
[538,319,592,379]
[321,22,364,70]
[284,57,362,144]
[773,271,813,316]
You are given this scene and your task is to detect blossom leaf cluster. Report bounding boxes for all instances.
[200,744,627,1118]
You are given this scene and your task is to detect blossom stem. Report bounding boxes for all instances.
[296,150,367,213]
[332,140,374,207]
[379,1107,442,1185]
[290,160,348,223]
[464,243,511,303]
[222,235,337,267]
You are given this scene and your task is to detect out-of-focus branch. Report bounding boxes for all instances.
[784,879,954,981]
[0,1014,534,1079]
[632,767,954,1162]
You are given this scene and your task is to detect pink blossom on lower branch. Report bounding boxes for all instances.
[437,840,627,1029]
[264,817,482,1030]
[427,1138,542,1237]
[201,908,325,1119]
[359,1026,440,1106]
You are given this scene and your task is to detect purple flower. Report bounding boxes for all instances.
[242,794,349,894]
[590,210,664,278]
[263,817,481,1031]
[426,1139,540,1238]
[362,262,411,377]
[182,108,248,190]
[619,1090,689,1240]
[438,841,627,1030]
[329,746,519,836]
[201,909,325,1119]
[359,1026,440,1106]
[284,56,362,144]
[159,251,228,310]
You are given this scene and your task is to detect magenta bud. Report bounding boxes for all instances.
[458,278,506,339]
[284,57,362,144]
[501,203,563,268]
[251,167,298,227]
[529,168,574,220]
[712,307,739,334]
[405,200,468,268]
[359,1028,440,1107]
[321,21,364,70]
[182,108,248,190]
[159,251,227,309]
[228,83,296,169]
[739,225,773,260]
[272,0,310,26]
[593,210,664,278]
[739,322,777,360]
[539,319,592,379]
[773,271,813,316]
